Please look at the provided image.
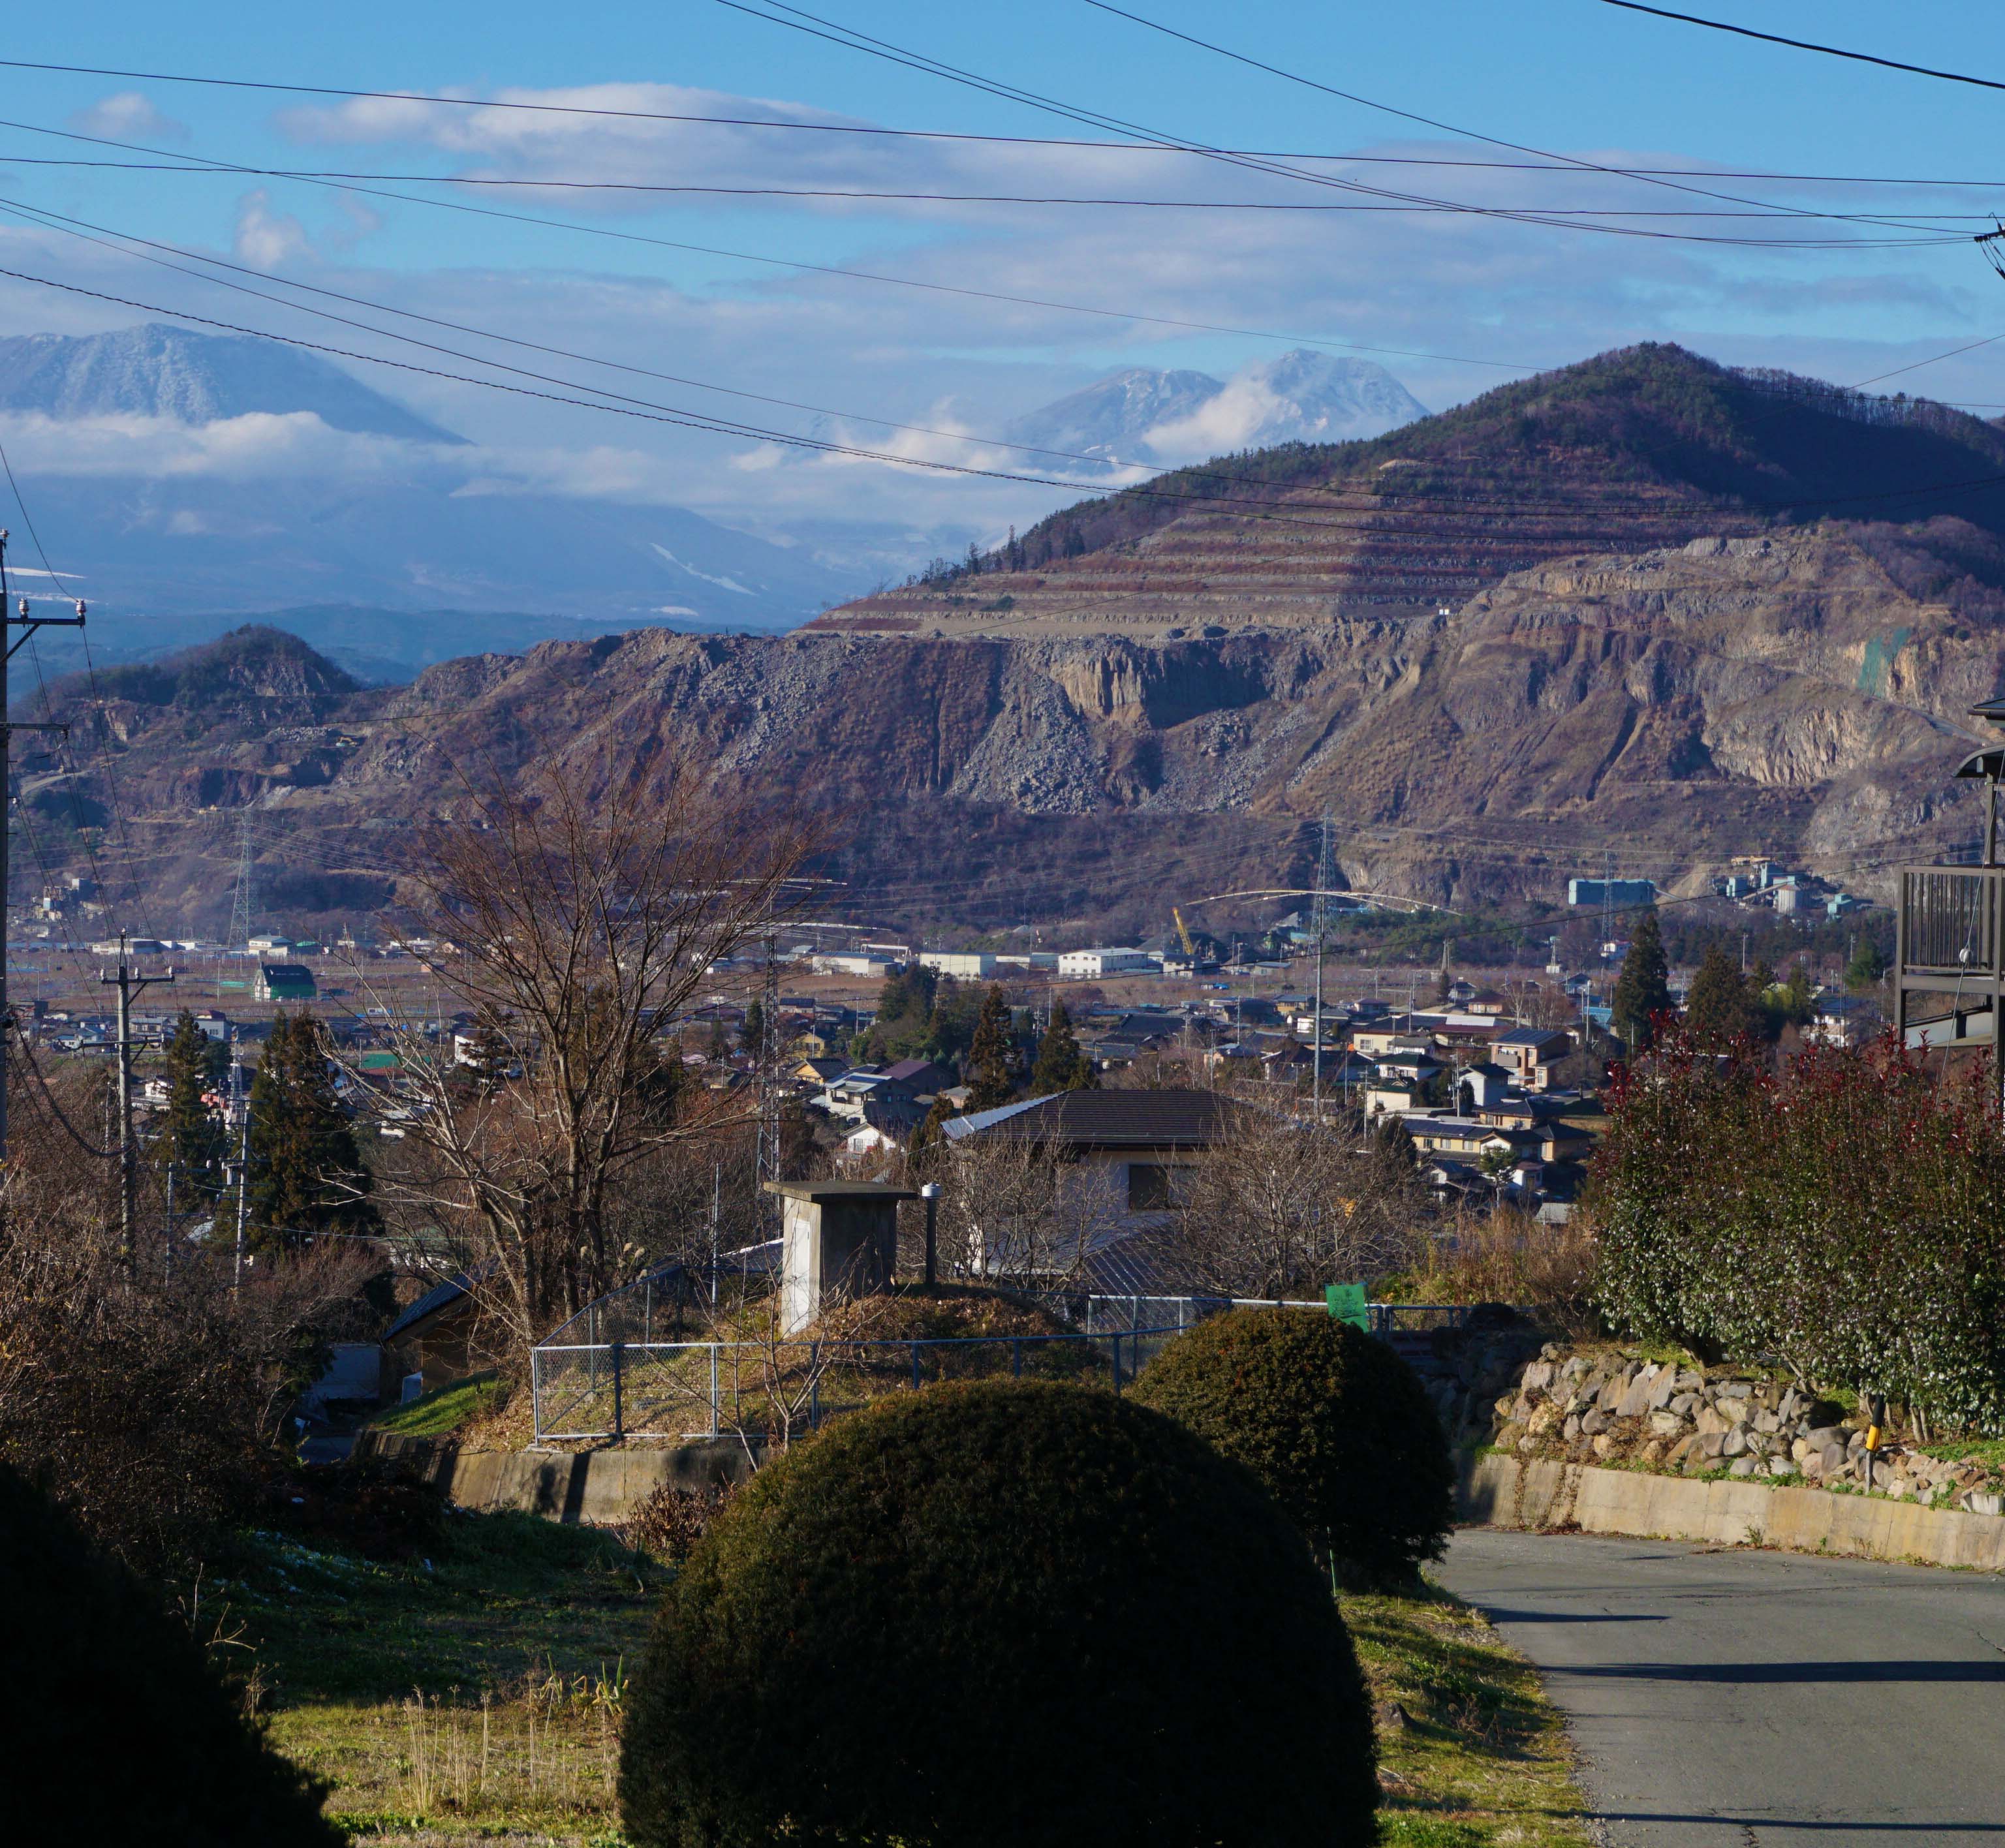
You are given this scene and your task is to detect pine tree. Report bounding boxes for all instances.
[1029,1001,1097,1093]
[155,1009,227,1208]
[245,1013,377,1251]
[909,1092,956,1172]
[1610,906,1672,1050]
[706,1018,731,1062]
[965,984,1016,1109]
[1846,938,1888,991]
[1683,944,1761,1047]
[741,997,767,1058]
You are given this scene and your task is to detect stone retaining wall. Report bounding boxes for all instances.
[1492,1346,2004,1513]
[357,1430,756,1524]
[1460,1451,2005,1572]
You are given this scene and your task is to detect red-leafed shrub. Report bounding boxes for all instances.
[1590,1030,2005,1433]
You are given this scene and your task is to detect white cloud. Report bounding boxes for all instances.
[233,191,314,268]
[69,91,188,143]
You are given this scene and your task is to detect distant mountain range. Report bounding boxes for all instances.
[0,324,868,671]
[1004,350,1428,472]
[0,324,462,444]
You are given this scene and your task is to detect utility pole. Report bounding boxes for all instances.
[0,531,84,1170]
[101,932,174,1270]
[227,1039,251,1292]
[754,903,783,1225]
[1311,814,1332,1123]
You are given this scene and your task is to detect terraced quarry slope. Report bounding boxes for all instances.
[816,344,2005,641]
[37,520,2003,936]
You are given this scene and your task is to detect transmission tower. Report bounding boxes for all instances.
[227,811,256,949]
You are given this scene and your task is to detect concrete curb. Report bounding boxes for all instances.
[1459,1451,2005,1571]
[356,1430,757,1524]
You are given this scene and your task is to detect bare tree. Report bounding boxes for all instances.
[337,760,819,1350]
[918,1130,1123,1293]
[1172,1100,1427,1299]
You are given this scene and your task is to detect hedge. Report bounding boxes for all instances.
[1130,1307,1453,1586]
[0,1462,344,1847]
[619,1378,1378,1847]
[1591,1032,2005,1434]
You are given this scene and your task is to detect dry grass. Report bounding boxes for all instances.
[273,1670,627,1843]
[1393,1209,1600,1340]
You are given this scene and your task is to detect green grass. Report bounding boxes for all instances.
[1348,1582,1598,1848]
[227,1497,1593,1846]
[369,1372,505,1439]
[217,1508,663,1843]
[1919,1437,2005,1471]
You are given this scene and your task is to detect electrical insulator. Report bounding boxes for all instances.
[14,598,25,619]
[74,600,85,620]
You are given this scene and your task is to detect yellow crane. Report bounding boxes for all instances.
[1172,906,1197,959]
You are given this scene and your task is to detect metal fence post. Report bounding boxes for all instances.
[1012,1338,1023,1378]
[1111,1332,1123,1393]
[911,1340,922,1392]
[709,1342,721,1438]
[610,1339,625,1440]
[810,1340,821,1428]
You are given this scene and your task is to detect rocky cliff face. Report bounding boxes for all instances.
[47,523,2004,934]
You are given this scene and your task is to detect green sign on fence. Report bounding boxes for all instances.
[1325,1283,1369,1330]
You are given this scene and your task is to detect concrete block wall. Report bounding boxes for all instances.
[1461,1451,2005,1573]
[357,1430,758,1524]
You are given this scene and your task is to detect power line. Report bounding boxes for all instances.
[17,187,1997,526]
[1598,2,2005,93]
[1073,0,1961,239]
[0,111,1542,375]
[0,44,1998,189]
[710,0,1955,247]
[8,157,1987,219]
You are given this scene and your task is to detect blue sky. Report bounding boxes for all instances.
[5,1,2005,556]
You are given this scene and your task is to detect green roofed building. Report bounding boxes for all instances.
[253,962,317,1004]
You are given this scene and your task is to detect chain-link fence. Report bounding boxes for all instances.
[529,1290,1477,1441]
[531,1325,1181,1442]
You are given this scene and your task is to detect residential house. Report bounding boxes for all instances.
[942,1087,1248,1280]
[1491,1026,1573,1090]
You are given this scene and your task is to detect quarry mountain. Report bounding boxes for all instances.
[27,343,2005,936]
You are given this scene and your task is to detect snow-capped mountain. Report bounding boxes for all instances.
[1004,349,1429,474]
[0,324,463,444]
[0,324,866,666]
[1002,367,1223,468]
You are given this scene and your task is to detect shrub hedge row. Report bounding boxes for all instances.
[1591,1034,2005,1433]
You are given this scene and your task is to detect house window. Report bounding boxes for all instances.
[1127,1162,1189,1211]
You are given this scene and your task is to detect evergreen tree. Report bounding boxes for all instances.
[458,1015,512,1096]
[706,1018,731,1062]
[965,984,1016,1109]
[1846,938,1888,991]
[741,997,767,1058]
[1609,906,1672,1050]
[245,1013,378,1251]
[1683,945,1761,1046]
[908,1093,957,1174]
[155,1010,227,1209]
[1029,1001,1097,1093]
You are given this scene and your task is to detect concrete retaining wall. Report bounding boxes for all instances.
[1461,1451,2005,1572]
[357,1431,758,1525]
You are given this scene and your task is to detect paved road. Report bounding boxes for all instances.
[1438,1529,2005,1847]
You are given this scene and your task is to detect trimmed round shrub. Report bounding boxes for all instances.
[0,1462,343,1848]
[1130,1308,1453,1588]
[620,1379,1376,1848]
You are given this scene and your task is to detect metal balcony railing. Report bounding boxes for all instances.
[1897,865,2005,980]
